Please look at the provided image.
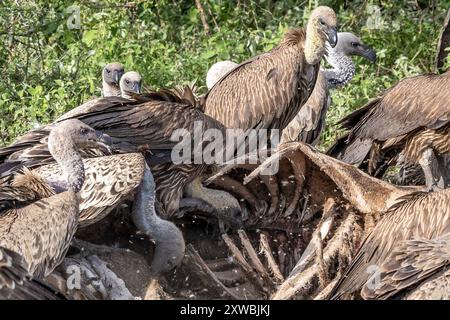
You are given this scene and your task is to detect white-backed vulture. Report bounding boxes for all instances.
[206,60,238,89]
[0,88,226,219]
[120,71,142,99]
[330,189,450,299]
[203,6,338,139]
[328,69,450,190]
[281,32,377,145]
[0,120,110,278]
[102,62,125,97]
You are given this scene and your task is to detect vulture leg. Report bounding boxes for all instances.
[419,148,444,191]
[131,166,186,275]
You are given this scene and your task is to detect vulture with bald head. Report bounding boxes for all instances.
[281,32,376,145]
[203,6,338,144]
[120,71,143,99]
[102,62,124,97]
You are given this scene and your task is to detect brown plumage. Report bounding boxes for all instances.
[0,120,110,278]
[0,88,225,218]
[203,6,337,136]
[0,247,62,300]
[328,70,450,188]
[330,190,450,299]
[280,32,377,145]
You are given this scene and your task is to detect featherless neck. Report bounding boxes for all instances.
[323,50,356,89]
[102,80,121,97]
[304,22,326,65]
[132,168,168,241]
[48,136,85,193]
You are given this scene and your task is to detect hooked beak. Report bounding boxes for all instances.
[113,71,122,85]
[91,131,113,154]
[134,82,142,94]
[362,46,377,63]
[327,27,338,48]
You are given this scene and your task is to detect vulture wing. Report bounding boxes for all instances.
[204,29,319,132]
[0,247,61,300]
[330,190,450,299]
[281,71,329,144]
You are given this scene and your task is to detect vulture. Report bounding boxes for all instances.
[0,120,110,277]
[120,71,143,99]
[0,247,62,300]
[203,6,338,144]
[328,69,450,190]
[280,32,377,145]
[330,189,450,299]
[206,60,238,89]
[0,88,227,219]
[102,62,125,97]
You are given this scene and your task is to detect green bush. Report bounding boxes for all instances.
[0,0,449,147]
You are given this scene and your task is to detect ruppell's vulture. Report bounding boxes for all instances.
[0,88,226,219]
[102,62,125,97]
[203,6,338,139]
[328,69,450,190]
[281,32,377,145]
[0,120,110,278]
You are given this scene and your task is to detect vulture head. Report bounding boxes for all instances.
[49,120,112,157]
[332,32,377,62]
[206,60,238,90]
[305,6,338,65]
[120,71,143,99]
[102,62,125,97]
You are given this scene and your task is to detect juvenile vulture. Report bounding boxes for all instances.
[203,6,338,141]
[0,88,227,219]
[0,120,110,277]
[280,32,377,145]
[120,71,142,99]
[0,247,62,300]
[330,189,450,299]
[328,69,450,190]
[32,153,186,274]
[206,60,238,89]
[102,62,125,97]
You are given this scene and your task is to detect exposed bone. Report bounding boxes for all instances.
[259,233,284,283]
[237,230,273,289]
[183,244,241,299]
[221,233,267,293]
[272,212,360,300]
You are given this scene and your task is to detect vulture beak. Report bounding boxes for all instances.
[113,71,121,84]
[134,82,142,94]
[327,27,338,48]
[92,131,113,154]
[363,47,377,63]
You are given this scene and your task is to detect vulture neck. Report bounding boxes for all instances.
[132,168,177,243]
[48,135,85,193]
[304,22,326,65]
[102,80,121,97]
[323,50,355,89]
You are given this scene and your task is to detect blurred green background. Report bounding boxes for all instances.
[0,0,449,148]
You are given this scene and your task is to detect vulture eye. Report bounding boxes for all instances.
[351,42,358,47]
[80,128,89,135]
[319,19,326,26]
[106,69,111,73]
[125,80,130,84]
